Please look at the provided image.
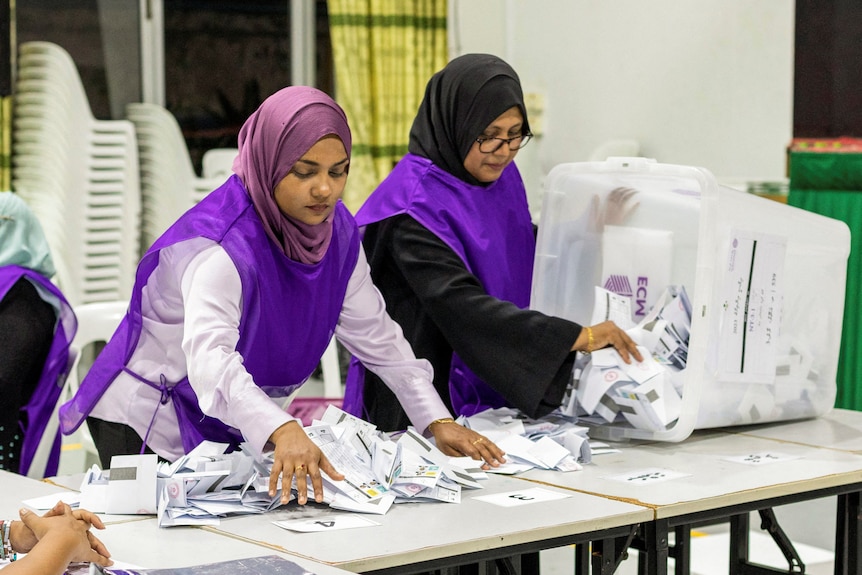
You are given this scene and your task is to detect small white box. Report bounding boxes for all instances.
[531,157,850,442]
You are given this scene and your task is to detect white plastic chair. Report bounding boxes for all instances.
[26,347,79,479]
[59,301,128,470]
[202,148,238,180]
[126,103,224,252]
[13,41,141,307]
[320,338,342,398]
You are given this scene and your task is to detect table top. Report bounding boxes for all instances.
[724,408,862,454]
[92,518,357,574]
[1,469,143,526]
[0,470,355,575]
[10,409,861,573]
[205,473,652,573]
[521,424,862,520]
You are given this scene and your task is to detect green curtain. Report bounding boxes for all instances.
[0,96,10,191]
[788,151,862,411]
[327,0,447,213]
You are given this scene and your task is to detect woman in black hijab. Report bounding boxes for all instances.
[343,53,640,432]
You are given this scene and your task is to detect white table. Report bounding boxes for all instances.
[520,420,862,575]
[726,408,862,454]
[205,473,652,574]
[89,518,359,574]
[0,470,359,575]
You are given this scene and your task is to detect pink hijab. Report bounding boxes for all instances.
[232,86,352,263]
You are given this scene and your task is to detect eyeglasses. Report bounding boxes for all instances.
[475,132,533,153]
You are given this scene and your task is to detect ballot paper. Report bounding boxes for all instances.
[462,407,590,469]
[106,454,159,514]
[22,491,80,511]
[305,423,390,503]
[591,286,636,330]
[568,284,692,433]
[70,405,612,529]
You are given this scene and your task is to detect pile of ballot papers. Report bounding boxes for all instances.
[562,285,692,432]
[74,404,600,527]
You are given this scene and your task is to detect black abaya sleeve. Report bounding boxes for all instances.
[362,215,581,425]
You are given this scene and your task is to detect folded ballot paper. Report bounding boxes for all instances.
[74,405,604,527]
[564,285,692,432]
[76,404,599,528]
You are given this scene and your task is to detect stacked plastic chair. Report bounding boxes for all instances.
[126,103,231,253]
[11,41,141,307]
[202,147,238,181]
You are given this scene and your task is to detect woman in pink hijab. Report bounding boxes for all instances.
[61,86,504,505]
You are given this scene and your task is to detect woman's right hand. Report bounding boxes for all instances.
[572,320,643,363]
[268,420,345,505]
[17,503,113,568]
[10,501,108,556]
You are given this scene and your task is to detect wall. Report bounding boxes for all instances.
[449,0,795,216]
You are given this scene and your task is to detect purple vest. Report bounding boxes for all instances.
[0,265,76,477]
[59,175,359,452]
[345,154,535,416]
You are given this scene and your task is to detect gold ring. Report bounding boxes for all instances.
[472,437,484,445]
[295,465,305,472]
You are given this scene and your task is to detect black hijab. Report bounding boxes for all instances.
[408,53,531,186]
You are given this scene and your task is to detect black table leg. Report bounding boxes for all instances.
[835,491,861,575]
[639,519,669,575]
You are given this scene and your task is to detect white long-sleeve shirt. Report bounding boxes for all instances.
[90,237,451,461]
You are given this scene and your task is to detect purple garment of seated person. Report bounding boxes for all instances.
[0,265,76,477]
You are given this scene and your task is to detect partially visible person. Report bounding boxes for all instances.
[1,501,112,574]
[0,192,76,476]
[343,54,641,432]
[60,86,504,507]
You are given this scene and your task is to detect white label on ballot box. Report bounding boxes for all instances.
[717,230,786,383]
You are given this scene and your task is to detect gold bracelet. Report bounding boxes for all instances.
[429,417,455,427]
[585,326,595,353]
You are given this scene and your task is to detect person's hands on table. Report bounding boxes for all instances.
[268,420,344,505]
[12,502,113,573]
[10,501,110,559]
[428,419,506,468]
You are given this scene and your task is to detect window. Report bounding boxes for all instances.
[15,0,333,172]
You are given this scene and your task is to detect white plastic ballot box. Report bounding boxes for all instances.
[531,157,851,442]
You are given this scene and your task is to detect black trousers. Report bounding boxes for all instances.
[87,416,157,469]
[0,278,55,473]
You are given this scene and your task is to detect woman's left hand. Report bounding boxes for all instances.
[10,501,108,556]
[428,422,506,468]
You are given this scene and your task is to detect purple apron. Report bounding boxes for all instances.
[343,154,535,416]
[60,175,359,452]
[0,265,76,477]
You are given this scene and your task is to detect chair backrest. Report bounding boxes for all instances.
[26,346,78,479]
[13,41,141,307]
[126,102,223,253]
[201,148,238,180]
[319,338,342,398]
[53,300,128,473]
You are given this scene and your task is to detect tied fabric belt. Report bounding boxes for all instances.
[121,368,181,454]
